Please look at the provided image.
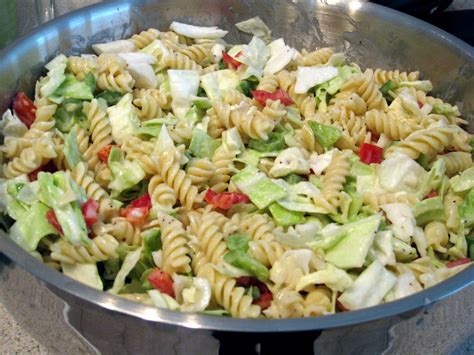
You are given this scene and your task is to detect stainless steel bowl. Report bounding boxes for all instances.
[0,0,473,353]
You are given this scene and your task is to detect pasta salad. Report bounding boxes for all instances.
[1,18,472,318]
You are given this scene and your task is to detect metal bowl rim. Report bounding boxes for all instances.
[0,0,473,332]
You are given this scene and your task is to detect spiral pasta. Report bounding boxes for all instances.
[303,286,333,317]
[298,47,333,66]
[340,69,388,111]
[436,152,473,176]
[314,150,351,214]
[97,54,135,93]
[257,74,279,92]
[264,288,304,318]
[248,239,287,267]
[67,55,98,80]
[365,109,419,140]
[177,42,213,65]
[100,217,141,246]
[50,234,119,264]
[198,263,261,318]
[148,176,177,212]
[186,158,215,187]
[122,136,157,175]
[373,69,419,86]
[362,192,419,211]
[385,126,454,159]
[128,28,160,49]
[154,148,201,210]
[156,212,191,274]
[424,221,449,253]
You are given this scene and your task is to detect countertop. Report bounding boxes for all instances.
[1,0,473,353]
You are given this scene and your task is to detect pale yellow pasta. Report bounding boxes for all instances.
[67,55,98,80]
[177,42,213,65]
[248,239,287,267]
[100,217,142,246]
[362,192,419,211]
[128,28,160,49]
[437,152,473,176]
[303,286,333,317]
[298,47,333,66]
[424,221,449,253]
[197,263,261,318]
[264,288,304,318]
[340,69,388,111]
[97,54,135,93]
[365,109,419,140]
[373,68,419,85]
[257,74,279,92]
[50,234,119,264]
[186,158,215,187]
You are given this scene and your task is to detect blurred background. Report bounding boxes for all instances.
[0,0,473,50]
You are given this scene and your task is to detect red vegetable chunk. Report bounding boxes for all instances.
[147,269,175,297]
[13,92,36,128]
[46,209,63,235]
[251,89,294,106]
[82,199,99,227]
[98,145,114,163]
[359,143,384,164]
[446,258,470,268]
[204,189,250,210]
[222,51,242,69]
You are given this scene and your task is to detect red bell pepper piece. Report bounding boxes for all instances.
[204,189,250,210]
[359,143,384,164]
[147,269,175,297]
[251,89,294,106]
[13,92,36,128]
[46,209,63,235]
[222,51,242,69]
[129,193,152,209]
[120,194,152,224]
[97,145,114,163]
[82,198,99,227]
[236,276,273,310]
[446,258,471,268]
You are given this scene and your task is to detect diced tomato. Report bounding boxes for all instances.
[418,101,424,108]
[46,209,63,235]
[27,160,57,181]
[359,143,384,164]
[251,89,294,106]
[97,145,114,163]
[253,291,273,310]
[147,269,175,297]
[82,198,99,227]
[222,51,242,69]
[13,92,36,128]
[425,191,438,199]
[129,193,152,209]
[121,194,152,224]
[446,258,471,268]
[204,189,250,210]
[120,206,149,224]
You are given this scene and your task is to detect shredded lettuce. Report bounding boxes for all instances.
[201,69,239,101]
[37,172,89,246]
[107,93,140,144]
[307,122,341,150]
[268,203,305,227]
[62,262,103,290]
[224,250,268,281]
[109,247,142,294]
[338,259,397,310]
[168,70,200,118]
[325,214,381,269]
[63,126,83,167]
[248,131,286,153]
[135,117,178,138]
[231,166,287,209]
[50,74,94,103]
[108,147,145,194]
[450,167,474,193]
[459,188,474,229]
[296,263,353,292]
[413,196,446,226]
[235,17,272,43]
[189,129,220,159]
[170,22,228,39]
[8,201,57,252]
[295,66,339,94]
[40,54,67,98]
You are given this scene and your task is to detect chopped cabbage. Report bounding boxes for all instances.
[62,262,103,290]
[107,93,140,144]
[419,262,471,288]
[109,247,142,294]
[264,38,297,75]
[379,152,428,194]
[92,40,135,54]
[238,36,269,79]
[269,249,313,285]
[170,22,228,39]
[295,66,339,94]
[168,70,200,118]
[381,203,416,243]
[338,259,397,310]
[200,69,239,101]
[1,110,27,138]
[269,147,310,178]
[235,17,272,43]
[296,263,353,292]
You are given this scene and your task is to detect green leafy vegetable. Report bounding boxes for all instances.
[307,121,341,150]
[238,77,258,97]
[84,72,96,93]
[413,196,446,226]
[459,188,474,229]
[189,129,220,159]
[50,74,94,102]
[96,91,123,106]
[63,127,83,168]
[380,80,397,101]
[248,131,286,152]
[108,147,146,195]
[224,250,269,281]
[269,203,305,227]
[226,234,250,252]
[283,173,305,185]
[142,228,162,264]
